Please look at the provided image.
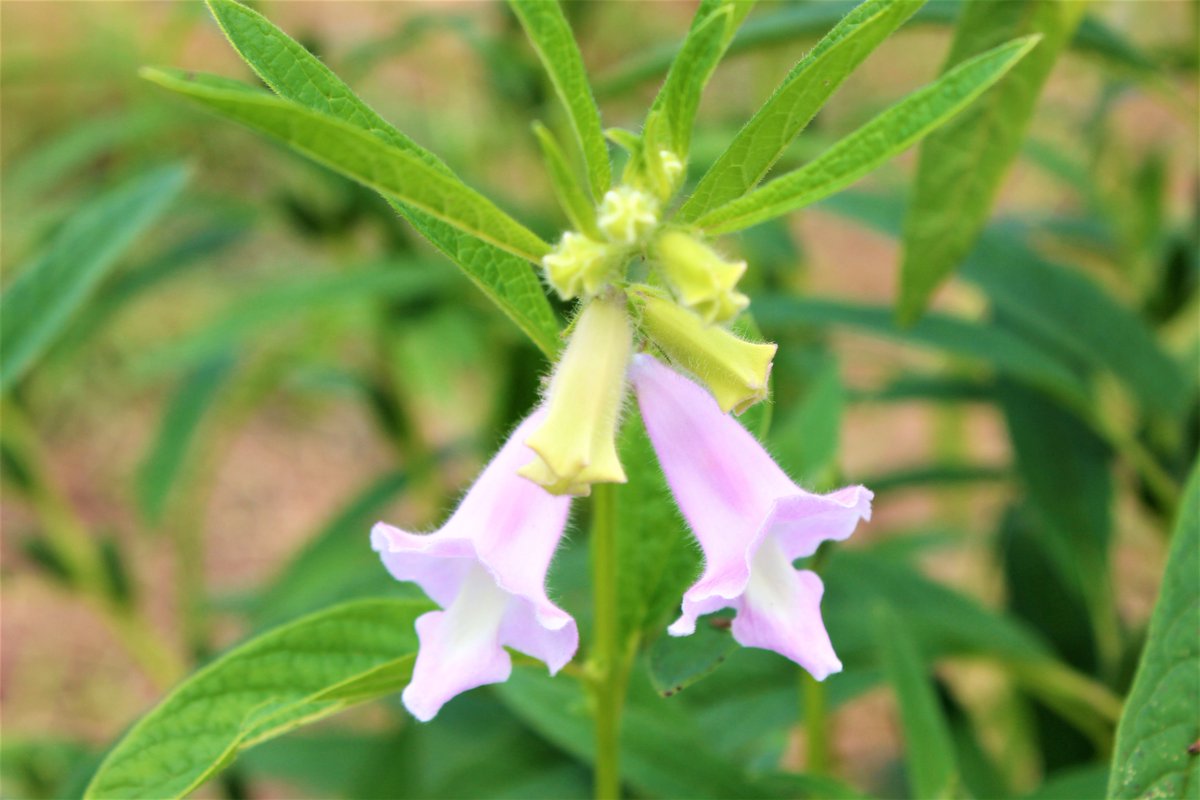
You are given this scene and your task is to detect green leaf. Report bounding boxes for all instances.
[143,68,546,264]
[968,230,1190,418]
[143,69,559,357]
[875,606,960,800]
[137,353,236,525]
[1108,462,1200,799]
[2,108,170,202]
[897,1,1085,324]
[648,0,755,160]
[647,615,737,697]
[509,0,610,200]
[144,263,449,370]
[1023,764,1110,800]
[768,356,844,484]
[678,0,926,220]
[205,0,559,354]
[595,3,1158,97]
[532,121,599,238]
[751,295,1089,408]
[60,221,251,357]
[309,694,592,800]
[820,191,1191,418]
[826,549,1051,666]
[860,463,1008,495]
[0,164,188,392]
[998,379,1112,593]
[693,36,1039,235]
[205,0,450,172]
[84,598,431,800]
[498,668,839,799]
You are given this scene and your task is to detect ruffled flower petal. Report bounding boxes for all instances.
[631,353,871,678]
[372,410,579,720]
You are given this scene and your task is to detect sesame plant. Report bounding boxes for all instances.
[2,1,1196,799]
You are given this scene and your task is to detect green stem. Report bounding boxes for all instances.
[589,483,622,800]
[801,541,834,775]
[802,671,830,774]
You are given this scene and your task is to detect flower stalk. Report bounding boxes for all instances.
[588,482,623,800]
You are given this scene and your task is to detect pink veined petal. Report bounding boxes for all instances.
[630,353,791,601]
[631,353,870,677]
[373,410,579,719]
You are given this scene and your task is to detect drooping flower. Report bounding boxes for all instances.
[633,289,776,414]
[629,353,871,680]
[519,294,632,496]
[371,410,578,721]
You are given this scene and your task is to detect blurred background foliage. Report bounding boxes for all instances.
[1,2,1196,798]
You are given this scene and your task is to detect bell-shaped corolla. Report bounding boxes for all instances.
[633,289,775,414]
[519,294,632,495]
[372,411,578,721]
[629,353,871,680]
[654,230,749,324]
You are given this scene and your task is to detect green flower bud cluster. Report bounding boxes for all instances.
[524,150,775,496]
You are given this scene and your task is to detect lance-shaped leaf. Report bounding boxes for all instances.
[875,606,960,800]
[137,353,236,525]
[897,0,1086,324]
[509,0,610,200]
[533,121,600,237]
[141,69,556,332]
[1108,463,1200,799]
[750,294,1089,407]
[84,599,432,800]
[161,3,561,354]
[693,36,1039,235]
[206,0,451,173]
[0,163,188,392]
[647,0,756,161]
[596,2,1158,97]
[820,190,1191,419]
[678,0,925,221]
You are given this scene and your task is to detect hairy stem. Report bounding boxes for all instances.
[589,482,622,800]
[803,671,831,774]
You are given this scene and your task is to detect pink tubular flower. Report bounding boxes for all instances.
[371,411,578,721]
[629,353,872,680]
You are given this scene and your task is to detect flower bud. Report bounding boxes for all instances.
[633,290,775,415]
[520,295,632,495]
[658,150,683,184]
[654,230,749,324]
[597,186,659,245]
[645,149,684,201]
[542,232,622,301]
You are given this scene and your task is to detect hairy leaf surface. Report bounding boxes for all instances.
[679,0,925,220]
[898,0,1085,323]
[694,37,1038,234]
[510,0,610,200]
[84,599,430,799]
[1108,464,1200,799]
